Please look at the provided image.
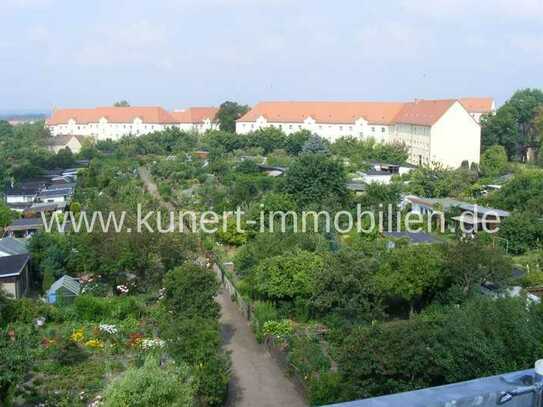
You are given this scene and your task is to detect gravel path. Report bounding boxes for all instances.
[218,290,307,407]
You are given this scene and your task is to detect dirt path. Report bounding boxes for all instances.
[137,166,176,211]
[138,166,307,407]
[218,291,307,407]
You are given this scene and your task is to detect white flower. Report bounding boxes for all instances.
[116,284,129,294]
[35,317,46,327]
[141,338,166,350]
[99,324,118,335]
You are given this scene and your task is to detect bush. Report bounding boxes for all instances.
[2,298,64,325]
[103,356,194,407]
[162,263,220,320]
[262,320,294,341]
[252,302,279,342]
[73,295,110,321]
[71,296,145,322]
[308,372,344,406]
[50,340,89,366]
[192,352,231,407]
[288,335,331,380]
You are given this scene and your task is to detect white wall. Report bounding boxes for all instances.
[430,101,481,168]
[236,117,392,143]
[0,281,16,298]
[6,195,35,204]
[49,137,83,154]
[390,124,432,166]
[49,118,174,141]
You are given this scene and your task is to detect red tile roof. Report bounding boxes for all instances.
[237,101,406,125]
[394,99,457,126]
[459,97,495,113]
[238,100,464,126]
[170,107,219,124]
[47,106,177,125]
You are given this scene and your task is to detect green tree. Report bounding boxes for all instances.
[375,245,445,314]
[0,202,16,228]
[498,211,543,255]
[444,239,512,294]
[302,134,330,155]
[480,145,509,177]
[216,101,250,132]
[310,248,383,323]
[254,250,324,302]
[481,106,519,159]
[113,100,130,107]
[283,154,348,209]
[285,130,312,155]
[482,88,543,159]
[162,263,220,320]
[248,127,286,154]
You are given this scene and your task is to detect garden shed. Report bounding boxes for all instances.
[47,275,81,305]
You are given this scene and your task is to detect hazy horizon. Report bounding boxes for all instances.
[2,0,542,112]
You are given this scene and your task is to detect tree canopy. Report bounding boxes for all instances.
[216,101,250,132]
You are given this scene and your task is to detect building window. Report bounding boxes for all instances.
[381,127,385,133]
[339,126,343,131]
[289,125,293,129]
[371,127,375,132]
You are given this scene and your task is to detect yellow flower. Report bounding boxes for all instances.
[85,339,104,349]
[70,329,85,343]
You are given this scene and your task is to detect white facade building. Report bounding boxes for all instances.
[237,99,484,168]
[46,106,219,141]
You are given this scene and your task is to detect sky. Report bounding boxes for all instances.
[1,0,542,112]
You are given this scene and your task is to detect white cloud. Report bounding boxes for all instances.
[75,20,175,69]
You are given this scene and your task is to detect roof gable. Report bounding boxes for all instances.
[47,275,81,296]
[0,254,30,277]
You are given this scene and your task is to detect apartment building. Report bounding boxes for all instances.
[236,99,483,168]
[46,106,218,141]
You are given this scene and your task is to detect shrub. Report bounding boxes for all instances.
[288,335,331,380]
[73,296,110,321]
[308,371,344,406]
[103,356,194,407]
[50,340,89,366]
[262,320,294,341]
[162,263,220,320]
[192,352,231,407]
[252,302,279,342]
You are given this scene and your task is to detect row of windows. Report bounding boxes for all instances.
[241,123,388,133]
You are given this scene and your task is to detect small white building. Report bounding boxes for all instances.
[47,134,87,154]
[236,99,483,168]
